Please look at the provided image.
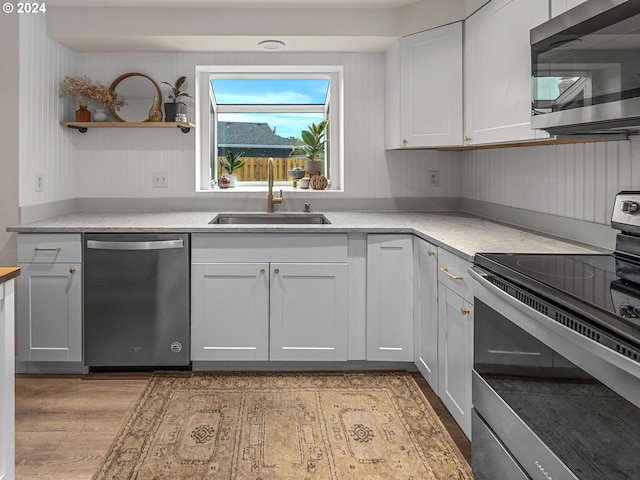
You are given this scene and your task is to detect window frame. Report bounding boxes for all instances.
[195,65,344,192]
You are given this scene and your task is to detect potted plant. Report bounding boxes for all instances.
[219,151,246,188]
[61,75,126,122]
[301,120,328,176]
[161,76,192,122]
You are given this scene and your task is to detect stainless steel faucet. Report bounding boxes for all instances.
[267,157,284,213]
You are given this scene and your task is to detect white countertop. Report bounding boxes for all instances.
[7,211,604,261]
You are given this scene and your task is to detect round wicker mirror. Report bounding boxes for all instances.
[108,72,162,122]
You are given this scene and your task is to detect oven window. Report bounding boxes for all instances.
[474,300,640,480]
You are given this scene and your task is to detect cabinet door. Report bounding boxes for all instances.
[17,263,82,362]
[464,0,549,145]
[551,0,587,17]
[0,280,15,480]
[191,263,269,361]
[367,235,414,361]
[270,263,348,361]
[400,22,463,148]
[414,239,438,392]
[438,284,473,439]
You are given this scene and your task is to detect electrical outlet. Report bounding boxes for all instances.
[429,170,440,188]
[153,171,169,188]
[35,173,44,192]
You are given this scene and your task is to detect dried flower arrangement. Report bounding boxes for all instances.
[61,75,126,111]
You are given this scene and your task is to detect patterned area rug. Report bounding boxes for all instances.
[93,371,472,479]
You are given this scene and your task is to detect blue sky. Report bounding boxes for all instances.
[211,79,328,138]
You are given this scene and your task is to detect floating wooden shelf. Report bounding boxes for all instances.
[60,121,195,133]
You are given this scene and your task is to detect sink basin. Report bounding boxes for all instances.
[209,213,331,225]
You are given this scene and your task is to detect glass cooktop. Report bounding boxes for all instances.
[475,253,640,348]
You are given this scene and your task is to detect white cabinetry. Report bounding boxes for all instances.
[0,272,17,480]
[386,22,463,149]
[414,238,438,392]
[367,235,414,361]
[464,0,549,145]
[17,234,82,362]
[437,249,473,439]
[191,234,349,363]
[551,0,587,17]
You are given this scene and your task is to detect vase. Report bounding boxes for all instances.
[75,105,91,122]
[149,96,163,122]
[93,108,108,122]
[228,174,238,188]
[164,102,184,122]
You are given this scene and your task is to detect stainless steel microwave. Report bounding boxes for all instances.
[531,0,640,135]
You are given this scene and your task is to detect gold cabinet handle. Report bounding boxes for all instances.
[259,268,266,274]
[440,267,463,280]
[460,307,471,316]
[464,135,471,143]
[69,267,76,274]
[274,268,280,274]
[34,247,61,252]
[402,139,408,145]
[426,250,436,256]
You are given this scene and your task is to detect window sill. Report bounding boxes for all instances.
[202,185,342,194]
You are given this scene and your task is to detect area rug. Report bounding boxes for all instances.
[93,371,472,479]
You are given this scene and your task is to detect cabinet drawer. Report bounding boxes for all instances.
[17,234,82,263]
[437,249,473,302]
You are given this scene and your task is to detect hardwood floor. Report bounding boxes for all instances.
[15,373,149,480]
[15,371,471,479]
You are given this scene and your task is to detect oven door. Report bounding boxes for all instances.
[470,267,640,480]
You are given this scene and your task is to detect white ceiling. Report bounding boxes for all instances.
[45,0,420,8]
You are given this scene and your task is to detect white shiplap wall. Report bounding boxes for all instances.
[19,15,77,207]
[460,138,639,227]
[71,51,459,200]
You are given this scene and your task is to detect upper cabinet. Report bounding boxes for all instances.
[551,0,587,18]
[464,0,550,145]
[385,22,463,149]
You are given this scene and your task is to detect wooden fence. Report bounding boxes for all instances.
[218,156,307,182]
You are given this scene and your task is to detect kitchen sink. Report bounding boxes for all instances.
[209,213,331,225]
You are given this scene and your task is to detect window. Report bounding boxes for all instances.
[195,66,343,191]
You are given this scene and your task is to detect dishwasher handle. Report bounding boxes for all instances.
[86,239,184,251]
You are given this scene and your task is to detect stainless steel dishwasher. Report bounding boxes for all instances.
[84,233,190,368]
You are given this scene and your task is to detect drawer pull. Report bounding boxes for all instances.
[34,247,61,252]
[426,250,436,256]
[460,307,471,316]
[259,268,266,274]
[69,267,76,274]
[440,267,463,280]
[274,268,280,274]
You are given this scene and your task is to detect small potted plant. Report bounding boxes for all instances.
[161,76,192,122]
[61,75,126,122]
[219,151,246,188]
[301,119,328,176]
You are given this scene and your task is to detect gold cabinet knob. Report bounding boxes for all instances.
[464,135,471,143]
[274,268,280,274]
[259,268,266,274]
[402,139,408,145]
[427,250,436,256]
[460,307,471,316]
[69,267,76,274]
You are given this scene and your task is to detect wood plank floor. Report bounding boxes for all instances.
[15,371,471,480]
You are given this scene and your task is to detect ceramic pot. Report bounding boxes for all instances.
[164,102,184,122]
[305,160,323,176]
[93,108,108,122]
[228,174,238,188]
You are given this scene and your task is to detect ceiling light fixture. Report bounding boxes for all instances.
[259,40,286,51]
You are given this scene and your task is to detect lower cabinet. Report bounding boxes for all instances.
[191,233,349,363]
[414,238,438,392]
[437,250,474,439]
[0,276,17,480]
[17,234,82,362]
[366,234,414,361]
